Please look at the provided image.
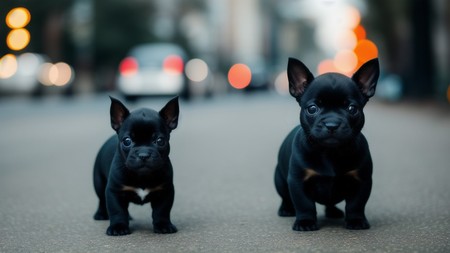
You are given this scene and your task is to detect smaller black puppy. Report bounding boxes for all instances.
[275,57,379,231]
[93,97,179,236]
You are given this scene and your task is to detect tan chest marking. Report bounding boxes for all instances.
[303,168,320,181]
[303,168,360,181]
[345,169,360,181]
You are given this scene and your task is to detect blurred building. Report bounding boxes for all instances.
[1,0,448,101]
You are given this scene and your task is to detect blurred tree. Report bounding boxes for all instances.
[410,0,434,97]
[366,0,436,99]
[93,0,156,90]
[0,0,73,59]
[93,0,155,68]
[1,0,158,91]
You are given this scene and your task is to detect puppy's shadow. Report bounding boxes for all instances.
[316,205,346,229]
[317,214,386,230]
[317,216,346,229]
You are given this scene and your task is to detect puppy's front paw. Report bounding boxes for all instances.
[292,219,319,231]
[345,218,370,230]
[153,223,178,234]
[106,224,131,236]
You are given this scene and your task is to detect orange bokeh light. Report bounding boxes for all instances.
[447,85,450,104]
[317,6,379,77]
[0,54,18,78]
[39,62,73,86]
[334,50,358,75]
[345,6,361,29]
[6,7,31,29]
[6,28,30,51]
[228,63,252,89]
[353,25,366,41]
[336,29,357,51]
[354,39,378,69]
[317,59,337,75]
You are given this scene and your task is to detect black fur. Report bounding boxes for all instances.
[93,97,179,235]
[275,58,379,231]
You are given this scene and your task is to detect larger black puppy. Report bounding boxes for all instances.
[93,97,179,236]
[275,58,379,231]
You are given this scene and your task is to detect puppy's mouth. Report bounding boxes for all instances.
[309,132,352,148]
[126,161,163,173]
[318,137,343,148]
[322,137,340,145]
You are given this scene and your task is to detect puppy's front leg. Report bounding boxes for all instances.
[150,184,177,234]
[288,174,318,231]
[344,177,372,230]
[105,187,131,236]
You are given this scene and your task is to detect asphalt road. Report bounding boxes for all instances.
[0,92,449,252]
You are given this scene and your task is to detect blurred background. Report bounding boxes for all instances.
[0,0,449,103]
[1,1,450,251]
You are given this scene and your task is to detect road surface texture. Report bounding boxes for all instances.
[1,92,449,252]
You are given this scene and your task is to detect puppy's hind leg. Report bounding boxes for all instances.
[93,166,109,220]
[94,200,109,220]
[275,166,295,217]
[278,199,295,217]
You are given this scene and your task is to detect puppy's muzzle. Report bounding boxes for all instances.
[138,152,151,162]
[324,121,340,133]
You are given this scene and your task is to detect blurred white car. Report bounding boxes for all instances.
[0,53,45,95]
[0,53,74,96]
[116,43,189,100]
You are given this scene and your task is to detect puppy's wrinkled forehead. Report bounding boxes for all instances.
[304,74,363,105]
[121,109,164,138]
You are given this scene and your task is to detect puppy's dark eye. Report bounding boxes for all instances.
[155,137,166,146]
[122,137,132,147]
[306,105,319,115]
[347,105,358,115]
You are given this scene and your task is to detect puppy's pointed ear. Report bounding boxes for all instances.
[287,57,314,100]
[159,96,179,131]
[110,96,130,132]
[352,58,380,99]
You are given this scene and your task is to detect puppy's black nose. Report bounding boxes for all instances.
[138,152,151,161]
[325,122,340,131]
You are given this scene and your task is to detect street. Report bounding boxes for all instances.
[0,92,449,252]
